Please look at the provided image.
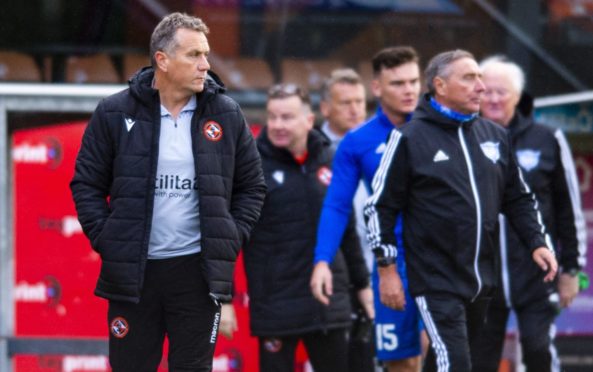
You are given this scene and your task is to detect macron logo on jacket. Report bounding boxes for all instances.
[124,117,135,132]
[272,170,284,185]
[433,150,450,162]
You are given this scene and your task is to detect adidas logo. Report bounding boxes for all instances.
[375,143,387,154]
[124,117,135,132]
[433,150,449,162]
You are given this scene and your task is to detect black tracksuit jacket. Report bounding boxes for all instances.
[70,67,266,304]
[244,129,368,336]
[365,95,550,302]
[496,98,587,309]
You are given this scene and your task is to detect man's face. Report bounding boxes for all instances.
[481,68,520,127]
[435,57,485,115]
[159,28,211,94]
[372,62,421,121]
[320,82,366,136]
[266,96,314,155]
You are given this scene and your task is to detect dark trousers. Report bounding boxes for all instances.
[472,298,559,372]
[258,328,349,372]
[415,294,490,372]
[348,293,376,372]
[107,253,221,372]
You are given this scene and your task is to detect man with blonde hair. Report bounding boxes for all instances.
[474,55,586,372]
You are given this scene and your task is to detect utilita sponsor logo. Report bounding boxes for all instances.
[12,137,63,168]
[39,216,83,237]
[14,276,62,307]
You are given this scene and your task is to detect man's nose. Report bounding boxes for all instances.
[476,78,486,93]
[199,56,210,71]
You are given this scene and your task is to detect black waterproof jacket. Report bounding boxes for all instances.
[244,129,366,336]
[496,95,587,309]
[366,95,550,302]
[70,67,266,303]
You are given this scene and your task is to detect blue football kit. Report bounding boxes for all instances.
[314,107,423,361]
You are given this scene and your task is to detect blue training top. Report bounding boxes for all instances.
[314,107,405,264]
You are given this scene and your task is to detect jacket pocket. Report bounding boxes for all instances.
[91,223,107,254]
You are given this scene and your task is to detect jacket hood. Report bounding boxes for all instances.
[517,91,534,117]
[128,67,227,107]
[507,92,535,139]
[410,94,478,131]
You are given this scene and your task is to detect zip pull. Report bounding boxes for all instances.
[174,121,178,128]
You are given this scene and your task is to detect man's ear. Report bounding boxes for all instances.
[371,78,381,99]
[306,111,315,131]
[154,51,168,72]
[433,76,447,97]
[319,100,330,119]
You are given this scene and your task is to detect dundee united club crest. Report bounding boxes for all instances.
[203,121,223,141]
[110,317,129,338]
[317,166,332,186]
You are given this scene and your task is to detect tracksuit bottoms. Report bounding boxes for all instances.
[107,253,220,372]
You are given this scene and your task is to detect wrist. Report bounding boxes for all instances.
[563,268,579,277]
[376,256,396,268]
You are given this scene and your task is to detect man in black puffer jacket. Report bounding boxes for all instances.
[70,13,266,371]
[474,56,587,372]
[243,84,369,372]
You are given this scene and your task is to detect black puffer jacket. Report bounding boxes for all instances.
[244,129,362,336]
[70,67,266,303]
[496,94,587,309]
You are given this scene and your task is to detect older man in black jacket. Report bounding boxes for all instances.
[243,83,369,372]
[473,55,587,372]
[365,49,558,371]
[70,12,266,372]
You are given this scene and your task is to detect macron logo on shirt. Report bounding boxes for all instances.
[375,143,387,154]
[433,150,450,162]
[124,117,136,132]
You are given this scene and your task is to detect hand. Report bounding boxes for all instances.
[357,286,375,319]
[532,247,558,283]
[310,261,333,305]
[219,303,238,340]
[558,273,579,308]
[377,264,405,310]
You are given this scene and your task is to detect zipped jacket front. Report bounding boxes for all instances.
[365,95,550,301]
[70,67,266,303]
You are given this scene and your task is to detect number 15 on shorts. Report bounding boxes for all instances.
[376,324,398,351]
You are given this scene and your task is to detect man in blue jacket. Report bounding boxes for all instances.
[311,46,426,372]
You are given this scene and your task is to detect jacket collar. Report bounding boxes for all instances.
[128,67,226,108]
[257,128,330,164]
[411,94,478,130]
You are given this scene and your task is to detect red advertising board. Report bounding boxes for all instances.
[11,121,261,371]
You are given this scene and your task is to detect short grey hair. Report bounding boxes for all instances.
[321,68,363,101]
[150,12,209,67]
[479,55,525,94]
[425,49,475,95]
